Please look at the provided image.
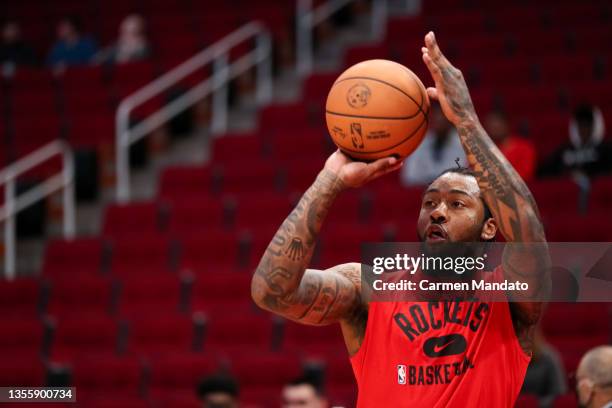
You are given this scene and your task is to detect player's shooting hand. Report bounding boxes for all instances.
[324,149,403,188]
[421,31,477,126]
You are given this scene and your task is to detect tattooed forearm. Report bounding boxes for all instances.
[251,169,364,325]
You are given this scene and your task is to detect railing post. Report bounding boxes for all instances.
[296,0,313,77]
[116,107,131,203]
[211,53,229,135]
[62,146,76,239]
[4,178,15,280]
[256,32,273,106]
[371,0,388,40]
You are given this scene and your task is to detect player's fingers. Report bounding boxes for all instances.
[367,156,397,175]
[425,32,449,67]
[369,161,403,180]
[426,87,438,100]
[422,52,442,83]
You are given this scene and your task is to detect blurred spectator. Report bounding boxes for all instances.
[538,105,612,179]
[520,329,567,407]
[484,110,536,181]
[197,374,239,408]
[401,103,466,186]
[0,20,37,71]
[282,375,328,408]
[47,17,97,68]
[95,14,150,65]
[575,345,612,408]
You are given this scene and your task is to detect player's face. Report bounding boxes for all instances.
[417,173,495,243]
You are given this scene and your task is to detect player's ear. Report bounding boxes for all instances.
[577,378,594,407]
[480,217,497,241]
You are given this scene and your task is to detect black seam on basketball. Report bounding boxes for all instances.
[326,110,421,120]
[333,76,427,118]
[337,111,429,154]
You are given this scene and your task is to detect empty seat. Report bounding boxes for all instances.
[102,201,165,238]
[228,353,302,390]
[159,166,216,198]
[179,231,243,273]
[50,315,120,361]
[110,236,173,275]
[118,274,184,317]
[71,356,142,400]
[125,313,195,355]
[282,321,346,356]
[191,273,252,313]
[212,132,264,164]
[47,276,115,316]
[43,238,105,277]
[0,352,45,386]
[0,278,41,317]
[167,196,230,235]
[205,314,275,353]
[148,352,220,402]
[0,319,45,355]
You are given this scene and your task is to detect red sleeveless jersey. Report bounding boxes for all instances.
[350,294,530,407]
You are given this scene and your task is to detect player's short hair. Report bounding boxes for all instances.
[197,375,239,399]
[433,166,493,221]
[286,374,325,396]
[573,104,594,127]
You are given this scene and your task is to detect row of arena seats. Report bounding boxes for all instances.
[1,0,293,61]
[1,352,355,407]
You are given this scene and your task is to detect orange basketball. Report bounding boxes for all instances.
[325,59,430,161]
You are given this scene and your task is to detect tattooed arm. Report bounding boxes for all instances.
[251,150,402,354]
[421,32,551,354]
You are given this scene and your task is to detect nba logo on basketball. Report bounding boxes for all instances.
[397,365,407,385]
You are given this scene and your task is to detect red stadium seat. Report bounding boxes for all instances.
[282,321,346,356]
[0,319,45,355]
[515,394,539,408]
[110,236,174,275]
[159,165,216,198]
[0,278,41,317]
[125,313,196,355]
[50,315,120,361]
[47,276,115,317]
[71,356,143,400]
[191,273,253,314]
[167,196,231,235]
[102,201,166,238]
[179,231,242,273]
[260,103,314,131]
[590,176,612,212]
[553,394,579,408]
[118,274,184,317]
[228,353,302,392]
[148,352,221,398]
[0,352,46,387]
[43,238,106,277]
[205,314,275,354]
[212,132,265,164]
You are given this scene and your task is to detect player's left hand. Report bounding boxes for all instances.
[421,31,477,127]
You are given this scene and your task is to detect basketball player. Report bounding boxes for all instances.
[251,32,549,406]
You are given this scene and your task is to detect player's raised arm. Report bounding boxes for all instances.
[421,31,550,352]
[251,150,401,326]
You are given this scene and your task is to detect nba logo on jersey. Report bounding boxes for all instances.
[397,365,407,385]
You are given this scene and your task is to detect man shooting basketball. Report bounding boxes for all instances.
[251,32,549,407]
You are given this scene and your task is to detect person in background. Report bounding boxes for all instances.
[520,329,567,407]
[401,102,466,186]
[538,104,612,179]
[0,20,37,70]
[95,14,150,65]
[47,17,97,69]
[575,345,612,408]
[282,376,328,408]
[197,374,239,408]
[483,110,536,182]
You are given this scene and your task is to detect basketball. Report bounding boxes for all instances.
[325,59,430,161]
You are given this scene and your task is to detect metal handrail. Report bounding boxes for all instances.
[115,21,273,202]
[296,0,388,77]
[0,140,75,279]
